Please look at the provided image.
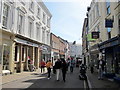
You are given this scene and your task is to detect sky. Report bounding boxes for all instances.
[43,0,92,44]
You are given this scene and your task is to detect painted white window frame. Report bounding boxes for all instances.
[37,6,41,19]
[17,10,25,35]
[29,1,34,13]
[2,3,10,29]
[28,17,34,38]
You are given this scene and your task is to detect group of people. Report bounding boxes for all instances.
[39,57,77,82]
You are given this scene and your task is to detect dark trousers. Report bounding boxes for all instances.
[70,66,73,72]
[41,66,45,73]
[62,70,66,82]
[47,68,51,78]
[90,67,94,73]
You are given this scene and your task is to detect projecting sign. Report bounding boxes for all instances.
[92,32,99,39]
[105,19,113,28]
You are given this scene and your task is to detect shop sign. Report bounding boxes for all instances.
[92,32,99,39]
[105,19,113,28]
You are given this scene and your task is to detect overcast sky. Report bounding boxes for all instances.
[43,0,92,44]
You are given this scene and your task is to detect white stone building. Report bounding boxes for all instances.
[0,0,52,74]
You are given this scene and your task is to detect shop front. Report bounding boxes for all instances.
[89,44,100,72]
[1,30,15,74]
[41,45,51,62]
[14,36,40,73]
[99,36,120,75]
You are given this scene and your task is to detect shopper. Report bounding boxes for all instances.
[70,58,75,73]
[40,59,46,73]
[61,58,67,82]
[46,60,53,79]
[54,59,62,81]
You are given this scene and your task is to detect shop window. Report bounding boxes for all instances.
[22,47,26,62]
[2,45,10,70]
[15,45,19,62]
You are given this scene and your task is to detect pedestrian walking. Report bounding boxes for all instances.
[61,58,67,82]
[89,60,94,74]
[70,58,75,73]
[97,56,105,80]
[40,59,46,73]
[54,59,62,81]
[46,60,53,79]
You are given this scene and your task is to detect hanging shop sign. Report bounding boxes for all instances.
[87,33,96,41]
[92,32,99,39]
[105,19,113,28]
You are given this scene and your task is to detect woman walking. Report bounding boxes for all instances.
[61,58,67,82]
[46,60,53,79]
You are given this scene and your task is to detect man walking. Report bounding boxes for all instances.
[61,58,67,82]
[54,59,61,81]
[70,58,75,73]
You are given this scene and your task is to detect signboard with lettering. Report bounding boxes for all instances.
[105,19,113,28]
[92,32,99,39]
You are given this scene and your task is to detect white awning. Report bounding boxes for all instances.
[14,38,39,47]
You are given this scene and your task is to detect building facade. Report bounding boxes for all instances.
[83,0,120,76]
[50,33,60,63]
[0,0,52,74]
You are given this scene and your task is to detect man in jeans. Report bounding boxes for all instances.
[54,59,62,81]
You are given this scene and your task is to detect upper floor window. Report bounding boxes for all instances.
[28,18,34,38]
[18,12,25,35]
[37,7,41,18]
[96,3,100,17]
[2,4,9,28]
[47,18,50,27]
[42,29,45,43]
[106,1,111,15]
[29,1,34,13]
[43,12,46,24]
[36,24,40,41]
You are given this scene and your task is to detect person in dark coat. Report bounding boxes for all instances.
[61,58,67,82]
[54,59,62,81]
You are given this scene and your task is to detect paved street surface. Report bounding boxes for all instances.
[87,69,120,88]
[2,68,84,89]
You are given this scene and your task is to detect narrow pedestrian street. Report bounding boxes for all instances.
[2,68,84,89]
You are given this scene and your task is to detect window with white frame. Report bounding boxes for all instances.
[2,3,9,28]
[37,6,41,18]
[28,18,34,38]
[36,24,40,41]
[43,12,46,24]
[18,12,25,34]
[42,29,45,43]
[29,1,34,13]
[47,18,50,27]
[47,32,49,44]
[106,1,111,15]
[96,3,100,17]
